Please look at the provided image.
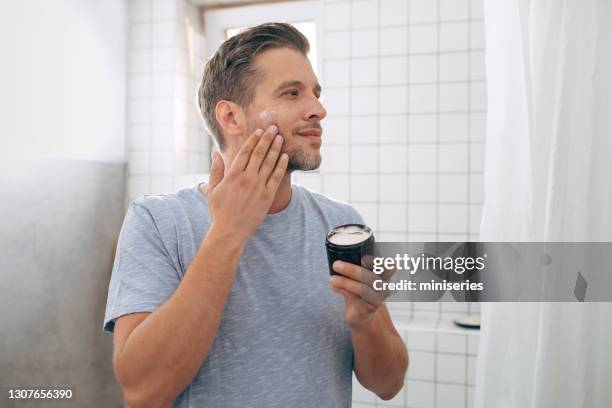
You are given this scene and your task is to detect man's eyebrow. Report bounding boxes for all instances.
[275,80,322,95]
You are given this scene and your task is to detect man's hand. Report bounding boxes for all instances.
[329,260,391,331]
[203,125,288,241]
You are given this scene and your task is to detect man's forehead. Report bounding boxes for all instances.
[253,47,317,86]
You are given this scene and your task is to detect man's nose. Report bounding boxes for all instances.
[306,95,327,121]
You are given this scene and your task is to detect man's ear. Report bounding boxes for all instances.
[215,100,245,139]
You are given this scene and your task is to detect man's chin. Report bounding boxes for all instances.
[287,152,321,172]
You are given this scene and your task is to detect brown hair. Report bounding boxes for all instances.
[197,22,310,151]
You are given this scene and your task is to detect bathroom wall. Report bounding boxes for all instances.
[126,0,210,204]
[0,0,127,406]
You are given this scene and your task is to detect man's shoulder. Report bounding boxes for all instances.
[129,186,205,223]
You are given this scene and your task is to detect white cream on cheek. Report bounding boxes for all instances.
[258,109,278,129]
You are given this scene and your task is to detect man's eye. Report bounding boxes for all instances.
[285,89,299,97]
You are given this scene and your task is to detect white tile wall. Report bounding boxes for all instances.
[126,0,209,204]
[316,1,486,406]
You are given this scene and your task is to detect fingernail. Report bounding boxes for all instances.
[333,260,343,272]
[255,129,264,137]
[275,135,283,144]
[269,125,278,134]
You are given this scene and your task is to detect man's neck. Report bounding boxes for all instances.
[268,173,292,214]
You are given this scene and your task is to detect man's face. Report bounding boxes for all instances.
[244,47,327,171]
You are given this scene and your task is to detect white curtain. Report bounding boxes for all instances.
[476,0,612,407]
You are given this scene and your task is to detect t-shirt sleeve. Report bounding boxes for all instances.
[346,204,365,226]
[103,202,181,332]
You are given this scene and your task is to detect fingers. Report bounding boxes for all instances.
[245,125,279,174]
[332,260,380,287]
[230,128,264,173]
[206,150,225,192]
[259,133,284,178]
[330,275,384,307]
[265,153,289,191]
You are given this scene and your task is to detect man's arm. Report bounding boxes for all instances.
[112,126,288,408]
[330,260,409,400]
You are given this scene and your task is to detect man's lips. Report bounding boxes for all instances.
[298,129,322,137]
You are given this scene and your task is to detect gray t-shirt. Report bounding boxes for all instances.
[103,183,364,407]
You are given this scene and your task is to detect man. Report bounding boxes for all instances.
[104,22,408,408]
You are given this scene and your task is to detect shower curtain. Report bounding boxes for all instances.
[475,0,612,407]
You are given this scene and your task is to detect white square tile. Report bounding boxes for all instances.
[440,83,469,112]
[437,333,468,353]
[379,145,407,173]
[380,115,408,144]
[351,145,378,173]
[409,84,437,113]
[436,383,466,408]
[440,53,469,82]
[409,174,437,202]
[324,60,350,87]
[469,203,483,234]
[129,49,152,73]
[351,87,378,115]
[470,174,484,203]
[323,174,350,202]
[470,20,485,48]
[129,151,150,175]
[439,144,468,172]
[129,0,152,23]
[380,56,408,85]
[380,27,408,55]
[442,302,470,314]
[351,58,378,86]
[437,354,466,383]
[405,330,436,351]
[410,0,438,23]
[470,143,485,172]
[352,374,376,403]
[378,203,408,232]
[377,232,408,241]
[380,86,407,114]
[352,0,378,29]
[151,99,174,124]
[409,114,437,143]
[351,116,378,144]
[129,175,151,199]
[324,31,350,58]
[350,174,378,202]
[323,117,350,145]
[323,88,350,116]
[440,0,469,21]
[151,150,175,175]
[295,173,322,192]
[439,204,468,233]
[409,25,438,53]
[408,144,437,172]
[380,0,408,26]
[439,174,468,203]
[409,55,437,83]
[128,100,152,124]
[468,334,480,355]
[153,21,175,47]
[153,47,175,72]
[130,23,152,48]
[151,176,173,193]
[408,203,436,232]
[321,145,350,173]
[409,232,437,241]
[152,124,174,149]
[152,73,174,98]
[470,82,487,111]
[406,380,434,408]
[380,174,407,203]
[129,74,152,98]
[471,0,484,19]
[467,355,477,385]
[440,113,469,142]
[440,22,469,51]
[406,351,435,380]
[324,2,350,30]
[467,385,475,408]
[469,113,486,142]
[129,125,152,149]
[353,204,378,231]
[152,0,176,21]
[470,51,486,80]
[352,29,379,57]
